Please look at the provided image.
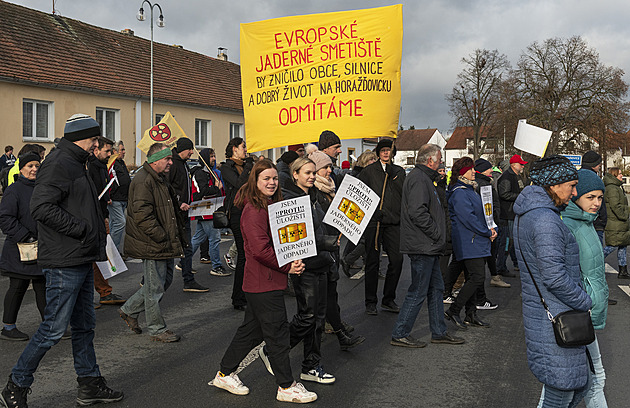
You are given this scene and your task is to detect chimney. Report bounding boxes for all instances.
[217,47,228,61]
[172,44,183,49]
[120,28,134,36]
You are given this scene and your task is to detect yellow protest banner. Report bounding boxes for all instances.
[137,111,188,153]
[240,5,403,152]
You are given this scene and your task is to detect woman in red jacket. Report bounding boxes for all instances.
[212,159,318,404]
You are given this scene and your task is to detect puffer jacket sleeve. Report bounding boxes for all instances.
[30,164,86,240]
[531,217,592,312]
[243,204,291,274]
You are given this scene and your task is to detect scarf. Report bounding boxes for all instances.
[458,175,478,190]
[315,174,336,198]
[231,157,244,175]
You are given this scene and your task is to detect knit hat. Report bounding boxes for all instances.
[18,152,41,169]
[199,148,213,168]
[288,144,304,152]
[309,150,333,171]
[64,114,101,142]
[474,158,492,173]
[573,169,605,201]
[581,151,602,168]
[341,160,351,170]
[279,150,299,165]
[438,162,446,170]
[529,155,578,187]
[509,154,528,165]
[318,130,341,150]
[176,137,194,152]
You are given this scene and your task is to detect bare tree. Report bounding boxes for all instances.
[446,49,510,159]
[512,36,628,155]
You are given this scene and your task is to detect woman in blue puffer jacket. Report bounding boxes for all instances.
[561,169,608,408]
[444,157,496,329]
[514,155,592,408]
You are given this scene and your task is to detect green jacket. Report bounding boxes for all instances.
[561,201,608,329]
[124,162,185,260]
[603,173,630,246]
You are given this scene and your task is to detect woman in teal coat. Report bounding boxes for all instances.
[561,169,608,408]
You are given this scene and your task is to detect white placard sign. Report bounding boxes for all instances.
[268,195,317,268]
[188,197,225,218]
[96,234,128,279]
[514,119,552,157]
[479,185,497,229]
[323,175,380,245]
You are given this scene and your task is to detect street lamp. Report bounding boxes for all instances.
[137,1,165,126]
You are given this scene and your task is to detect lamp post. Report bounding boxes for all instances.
[137,1,165,126]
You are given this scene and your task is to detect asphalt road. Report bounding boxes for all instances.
[0,233,628,408]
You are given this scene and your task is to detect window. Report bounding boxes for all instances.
[266,149,274,161]
[347,148,355,163]
[195,119,211,148]
[23,99,53,140]
[230,122,243,139]
[96,107,120,141]
[155,113,164,124]
[407,157,415,165]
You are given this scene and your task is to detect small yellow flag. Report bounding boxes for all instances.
[137,112,188,153]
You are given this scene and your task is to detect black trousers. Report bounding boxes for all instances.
[220,291,293,388]
[3,277,46,325]
[449,257,486,316]
[363,224,403,306]
[230,213,247,307]
[290,269,327,372]
[326,276,343,332]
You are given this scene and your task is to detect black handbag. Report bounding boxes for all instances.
[212,206,230,229]
[516,218,595,348]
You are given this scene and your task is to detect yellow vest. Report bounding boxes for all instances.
[7,159,19,186]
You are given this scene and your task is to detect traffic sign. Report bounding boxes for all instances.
[562,155,582,166]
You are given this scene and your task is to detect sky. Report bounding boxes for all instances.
[10,0,630,137]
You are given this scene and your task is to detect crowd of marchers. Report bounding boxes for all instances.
[0,113,621,407]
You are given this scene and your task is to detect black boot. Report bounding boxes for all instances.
[336,329,365,351]
[618,265,630,279]
[0,375,30,408]
[76,376,123,406]
[464,312,491,328]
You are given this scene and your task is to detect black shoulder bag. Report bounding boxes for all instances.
[516,218,595,348]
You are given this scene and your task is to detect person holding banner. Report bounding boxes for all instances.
[213,159,318,404]
[358,138,406,316]
[119,143,185,343]
[444,157,496,329]
[222,137,255,310]
[318,131,343,188]
[108,141,131,255]
[1,114,123,407]
[169,138,209,293]
[87,137,126,306]
[189,148,230,277]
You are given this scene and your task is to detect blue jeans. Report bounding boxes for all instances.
[537,383,588,408]
[108,200,127,254]
[11,264,101,388]
[603,245,626,267]
[392,254,447,339]
[585,336,607,408]
[121,259,174,336]
[191,220,222,268]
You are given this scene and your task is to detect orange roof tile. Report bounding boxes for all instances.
[444,126,489,150]
[0,1,242,112]
[395,128,438,150]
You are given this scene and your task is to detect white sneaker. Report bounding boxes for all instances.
[476,301,498,310]
[212,371,249,395]
[300,366,335,384]
[259,346,274,375]
[277,382,317,403]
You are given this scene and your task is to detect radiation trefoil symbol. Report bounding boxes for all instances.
[149,123,171,141]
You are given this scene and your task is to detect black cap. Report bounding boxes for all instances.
[581,150,602,168]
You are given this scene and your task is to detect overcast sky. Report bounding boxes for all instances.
[10,0,630,136]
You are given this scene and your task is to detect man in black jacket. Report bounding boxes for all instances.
[391,144,464,347]
[87,137,126,306]
[497,154,527,276]
[1,114,123,407]
[168,137,209,292]
[109,141,131,254]
[358,138,406,315]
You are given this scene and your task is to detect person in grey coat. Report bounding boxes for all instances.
[514,155,592,408]
[390,144,464,348]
